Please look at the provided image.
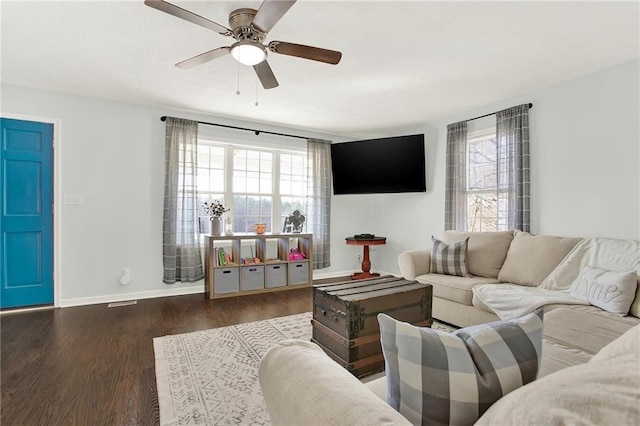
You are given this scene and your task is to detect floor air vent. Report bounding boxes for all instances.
[108,300,138,308]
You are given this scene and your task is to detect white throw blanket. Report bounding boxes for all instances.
[473,237,640,320]
[473,284,588,320]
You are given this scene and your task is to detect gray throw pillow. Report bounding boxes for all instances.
[430,236,471,277]
[378,309,544,425]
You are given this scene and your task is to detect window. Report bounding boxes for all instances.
[466,130,501,232]
[197,141,307,234]
[445,104,530,233]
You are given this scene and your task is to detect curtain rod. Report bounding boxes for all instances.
[467,103,533,122]
[160,116,309,140]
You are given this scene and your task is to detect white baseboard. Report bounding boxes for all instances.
[59,270,399,308]
[60,284,205,308]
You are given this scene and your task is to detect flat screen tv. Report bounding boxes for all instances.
[330,134,426,195]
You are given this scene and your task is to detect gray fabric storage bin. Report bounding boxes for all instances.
[214,267,240,294]
[241,265,265,291]
[266,263,288,288]
[288,261,310,286]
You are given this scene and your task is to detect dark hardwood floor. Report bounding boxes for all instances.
[1,286,317,425]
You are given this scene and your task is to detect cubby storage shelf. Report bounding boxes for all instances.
[204,233,313,299]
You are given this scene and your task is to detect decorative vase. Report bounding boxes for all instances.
[210,216,222,236]
[254,223,267,234]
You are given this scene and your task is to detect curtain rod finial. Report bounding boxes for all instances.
[161,116,167,122]
[255,131,260,136]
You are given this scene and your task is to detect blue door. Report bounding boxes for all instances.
[1,118,54,309]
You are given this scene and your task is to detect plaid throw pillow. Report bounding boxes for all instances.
[378,309,544,425]
[430,236,471,277]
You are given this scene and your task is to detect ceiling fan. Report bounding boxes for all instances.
[144,0,342,89]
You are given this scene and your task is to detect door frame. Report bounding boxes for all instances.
[2,112,62,308]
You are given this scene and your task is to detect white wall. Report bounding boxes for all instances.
[1,84,346,306]
[334,58,640,276]
[2,58,638,305]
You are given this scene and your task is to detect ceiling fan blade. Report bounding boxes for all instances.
[253,61,279,89]
[252,0,296,33]
[175,47,230,69]
[144,0,231,35]
[269,41,341,65]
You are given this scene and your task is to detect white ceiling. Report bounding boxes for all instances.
[2,1,639,136]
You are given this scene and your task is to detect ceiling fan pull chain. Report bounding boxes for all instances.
[236,59,241,96]
[255,81,259,107]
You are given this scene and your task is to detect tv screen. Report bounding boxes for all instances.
[330,134,426,195]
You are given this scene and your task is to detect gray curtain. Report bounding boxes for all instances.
[496,104,530,232]
[444,121,468,230]
[162,117,204,284]
[306,138,332,269]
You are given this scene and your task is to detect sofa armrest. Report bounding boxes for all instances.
[398,249,430,280]
[259,340,410,426]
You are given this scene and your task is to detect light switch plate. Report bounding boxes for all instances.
[63,193,83,205]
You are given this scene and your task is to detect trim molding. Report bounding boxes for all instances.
[59,270,398,308]
[60,284,205,307]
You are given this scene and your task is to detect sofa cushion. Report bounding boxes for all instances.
[498,231,581,287]
[378,309,543,426]
[442,230,514,278]
[569,266,638,316]
[476,325,640,426]
[259,340,412,426]
[416,273,499,305]
[539,305,638,376]
[591,323,640,362]
[430,236,471,277]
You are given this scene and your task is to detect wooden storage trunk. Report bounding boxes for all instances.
[312,276,432,378]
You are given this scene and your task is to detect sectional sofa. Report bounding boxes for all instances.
[398,230,640,375]
[259,230,640,424]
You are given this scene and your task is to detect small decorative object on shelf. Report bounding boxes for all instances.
[254,223,267,234]
[203,200,229,236]
[289,248,306,260]
[283,209,305,233]
[224,217,233,234]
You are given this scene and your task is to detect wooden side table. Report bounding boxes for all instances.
[345,236,386,280]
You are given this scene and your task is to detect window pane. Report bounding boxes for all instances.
[280,153,306,197]
[247,171,260,193]
[281,178,291,194]
[197,148,210,168]
[234,150,247,170]
[210,146,225,168]
[260,177,272,194]
[467,192,497,232]
[210,169,224,192]
[233,170,246,192]
[197,169,210,192]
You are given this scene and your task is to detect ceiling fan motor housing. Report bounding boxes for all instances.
[229,8,265,43]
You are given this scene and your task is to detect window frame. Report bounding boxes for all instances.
[463,127,504,232]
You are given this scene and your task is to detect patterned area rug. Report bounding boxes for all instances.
[153,312,455,425]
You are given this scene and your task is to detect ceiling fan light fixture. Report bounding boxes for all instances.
[230,41,266,66]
